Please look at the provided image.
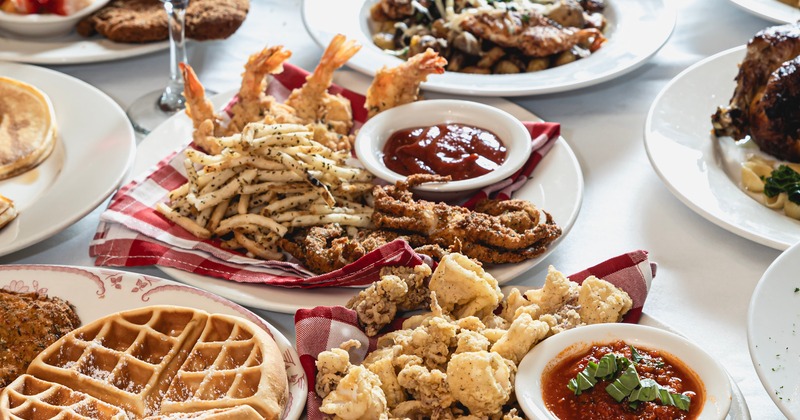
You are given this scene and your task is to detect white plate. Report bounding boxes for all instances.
[0,62,135,256]
[645,46,800,251]
[0,31,168,64]
[131,77,583,313]
[0,264,307,420]
[301,0,675,97]
[748,241,800,419]
[728,0,800,24]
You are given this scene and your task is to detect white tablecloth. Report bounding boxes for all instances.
[0,0,787,417]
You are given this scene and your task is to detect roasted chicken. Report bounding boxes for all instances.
[712,22,800,162]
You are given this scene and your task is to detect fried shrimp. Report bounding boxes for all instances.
[181,62,224,154]
[227,45,295,133]
[365,48,447,118]
[285,34,362,136]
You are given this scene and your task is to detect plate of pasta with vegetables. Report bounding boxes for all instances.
[301,0,675,96]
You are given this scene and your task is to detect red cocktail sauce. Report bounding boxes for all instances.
[381,123,507,181]
[542,341,704,420]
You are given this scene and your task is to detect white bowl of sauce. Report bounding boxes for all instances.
[516,323,732,420]
[0,0,108,38]
[355,99,532,201]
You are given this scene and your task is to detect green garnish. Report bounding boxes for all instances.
[606,365,641,402]
[566,346,691,412]
[764,165,800,204]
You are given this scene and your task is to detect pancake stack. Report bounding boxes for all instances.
[0,76,57,181]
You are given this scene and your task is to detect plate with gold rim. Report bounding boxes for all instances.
[0,264,307,420]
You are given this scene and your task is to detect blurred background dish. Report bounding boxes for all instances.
[748,240,800,419]
[516,323,732,420]
[302,0,675,96]
[0,0,109,38]
[728,0,800,24]
[0,34,168,64]
[355,99,532,201]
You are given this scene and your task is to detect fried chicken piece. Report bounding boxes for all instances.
[0,290,81,387]
[712,22,800,162]
[347,264,433,336]
[428,254,502,319]
[454,330,491,353]
[446,351,514,416]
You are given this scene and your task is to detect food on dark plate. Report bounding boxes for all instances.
[76,0,249,43]
[382,123,507,181]
[369,0,607,75]
[542,340,703,419]
[0,76,57,182]
[0,289,81,388]
[712,22,800,162]
[315,256,632,417]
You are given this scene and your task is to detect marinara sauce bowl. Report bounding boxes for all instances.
[516,323,732,420]
[355,99,532,201]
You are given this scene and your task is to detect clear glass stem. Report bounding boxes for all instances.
[159,0,189,112]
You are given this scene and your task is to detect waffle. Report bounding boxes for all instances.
[0,374,128,419]
[4,306,287,419]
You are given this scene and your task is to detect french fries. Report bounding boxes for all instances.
[157,122,374,260]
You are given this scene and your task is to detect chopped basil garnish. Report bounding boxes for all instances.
[764,165,800,204]
[566,346,691,412]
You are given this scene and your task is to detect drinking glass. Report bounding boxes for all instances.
[126,0,191,135]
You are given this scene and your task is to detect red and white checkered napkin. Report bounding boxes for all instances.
[90,63,561,288]
[294,250,655,418]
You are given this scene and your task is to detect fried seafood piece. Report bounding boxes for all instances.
[347,264,433,336]
[278,224,400,274]
[712,23,800,162]
[279,224,449,274]
[365,48,447,118]
[428,253,502,319]
[446,350,514,416]
[459,9,605,58]
[372,175,563,265]
[0,290,81,387]
[319,365,389,420]
[181,47,295,154]
[286,34,361,138]
[226,46,297,134]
